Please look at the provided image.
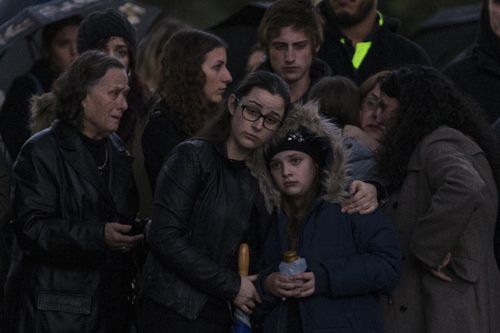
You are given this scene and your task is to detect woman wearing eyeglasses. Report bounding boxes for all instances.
[354,71,391,148]
[139,71,291,333]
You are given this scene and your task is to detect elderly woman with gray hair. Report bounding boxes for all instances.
[3,50,143,333]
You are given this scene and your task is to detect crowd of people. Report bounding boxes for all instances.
[0,0,499,332]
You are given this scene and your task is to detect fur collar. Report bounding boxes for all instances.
[30,92,56,135]
[247,101,350,212]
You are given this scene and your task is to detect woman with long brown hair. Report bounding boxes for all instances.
[141,29,232,190]
[139,71,290,332]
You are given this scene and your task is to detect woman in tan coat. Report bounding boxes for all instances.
[376,65,500,333]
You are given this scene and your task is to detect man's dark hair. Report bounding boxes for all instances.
[258,0,324,53]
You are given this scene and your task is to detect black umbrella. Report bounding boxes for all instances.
[0,0,162,54]
[0,0,162,96]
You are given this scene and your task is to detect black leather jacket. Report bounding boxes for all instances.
[4,121,138,333]
[141,139,262,320]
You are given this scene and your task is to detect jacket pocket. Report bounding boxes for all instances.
[450,256,479,283]
[36,291,92,333]
[37,291,91,314]
[421,273,480,332]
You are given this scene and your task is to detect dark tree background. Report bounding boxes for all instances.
[379,0,479,35]
[143,0,479,36]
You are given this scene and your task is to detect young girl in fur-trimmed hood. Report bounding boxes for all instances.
[250,102,401,333]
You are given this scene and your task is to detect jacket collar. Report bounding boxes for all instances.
[51,121,133,203]
[212,139,248,170]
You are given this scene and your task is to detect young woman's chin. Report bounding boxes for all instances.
[239,136,263,150]
[280,186,306,198]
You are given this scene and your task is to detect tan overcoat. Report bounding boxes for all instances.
[381,126,500,333]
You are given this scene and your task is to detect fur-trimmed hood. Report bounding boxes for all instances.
[247,101,350,212]
[30,92,56,135]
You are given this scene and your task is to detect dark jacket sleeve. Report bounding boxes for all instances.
[147,142,241,301]
[317,210,401,296]
[12,140,107,263]
[409,133,487,269]
[254,216,282,319]
[142,115,186,192]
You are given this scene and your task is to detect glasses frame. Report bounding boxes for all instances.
[236,98,283,131]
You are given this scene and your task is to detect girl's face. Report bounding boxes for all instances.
[269,150,317,199]
[226,87,285,160]
[201,47,232,103]
[102,36,130,70]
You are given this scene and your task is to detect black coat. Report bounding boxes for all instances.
[141,99,188,191]
[445,48,500,124]
[0,59,59,159]
[316,0,431,85]
[3,121,138,333]
[444,2,500,124]
[141,139,268,321]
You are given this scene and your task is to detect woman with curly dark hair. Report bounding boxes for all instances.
[376,65,500,333]
[141,29,232,190]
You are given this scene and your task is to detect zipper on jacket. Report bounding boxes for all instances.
[276,300,286,332]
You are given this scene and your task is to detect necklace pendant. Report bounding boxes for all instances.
[96,145,108,176]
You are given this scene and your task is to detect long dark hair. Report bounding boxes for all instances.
[377,65,500,192]
[53,51,125,129]
[136,17,190,92]
[197,70,291,143]
[157,29,228,136]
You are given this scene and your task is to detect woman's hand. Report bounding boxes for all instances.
[105,222,144,252]
[264,272,303,300]
[234,275,261,314]
[429,252,453,282]
[341,181,378,214]
[291,272,316,298]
